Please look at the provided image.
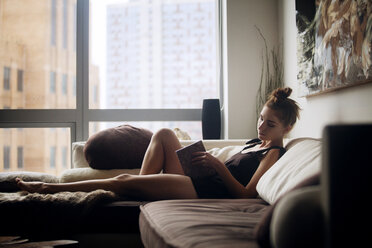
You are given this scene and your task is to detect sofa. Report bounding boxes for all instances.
[0,136,321,247]
[2,124,368,247]
[138,124,371,248]
[138,137,322,248]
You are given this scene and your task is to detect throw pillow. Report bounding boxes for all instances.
[256,138,321,205]
[72,142,89,168]
[254,173,320,248]
[270,186,323,248]
[84,125,153,169]
[0,171,59,192]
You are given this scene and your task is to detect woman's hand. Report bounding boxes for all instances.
[191,152,223,170]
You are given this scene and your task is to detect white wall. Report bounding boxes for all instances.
[278,0,372,138]
[223,0,279,139]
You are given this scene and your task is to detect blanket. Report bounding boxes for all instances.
[0,190,124,236]
[0,189,121,215]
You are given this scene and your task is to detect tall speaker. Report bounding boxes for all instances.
[202,99,221,139]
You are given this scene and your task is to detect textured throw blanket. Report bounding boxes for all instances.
[0,189,121,215]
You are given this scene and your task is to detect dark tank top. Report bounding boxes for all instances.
[191,138,286,199]
[224,138,286,186]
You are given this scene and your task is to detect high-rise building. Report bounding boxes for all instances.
[105,0,217,109]
[0,0,100,175]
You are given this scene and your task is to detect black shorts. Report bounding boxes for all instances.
[191,176,232,199]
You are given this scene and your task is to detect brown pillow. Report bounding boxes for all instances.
[254,172,320,248]
[84,125,153,170]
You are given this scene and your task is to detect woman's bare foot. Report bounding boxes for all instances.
[16,178,46,193]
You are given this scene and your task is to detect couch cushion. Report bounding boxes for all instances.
[256,138,321,204]
[84,125,153,169]
[139,199,269,248]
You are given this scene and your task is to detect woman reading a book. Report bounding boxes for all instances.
[17,87,300,200]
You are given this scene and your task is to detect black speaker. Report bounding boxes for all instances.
[202,99,221,139]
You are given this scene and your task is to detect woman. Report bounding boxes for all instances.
[17,87,300,200]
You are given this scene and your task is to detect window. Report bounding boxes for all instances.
[62,74,68,95]
[51,0,57,46]
[90,0,218,110]
[50,71,56,93]
[63,0,68,49]
[0,128,71,176]
[62,146,68,168]
[90,121,202,140]
[3,67,10,90]
[17,147,24,169]
[3,146,10,170]
[17,70,23,92]
[0,0,221,175]
[0,0,76,109]
[50,146,56,169]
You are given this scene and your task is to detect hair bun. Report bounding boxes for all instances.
[271,87,292,101]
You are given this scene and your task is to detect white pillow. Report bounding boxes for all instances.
[256,138,322,205]
[207,145,245,163]
[72,142,89,168]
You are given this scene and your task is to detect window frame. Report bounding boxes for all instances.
[0,0,223,143]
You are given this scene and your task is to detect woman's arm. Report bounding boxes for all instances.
[192,149,280,198]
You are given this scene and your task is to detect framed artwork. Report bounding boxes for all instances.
[296,0,372,97]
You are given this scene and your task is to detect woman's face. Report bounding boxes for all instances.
[257,106,289,142]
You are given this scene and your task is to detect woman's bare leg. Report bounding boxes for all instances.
[16,174,198,200]
[140,128,184,175]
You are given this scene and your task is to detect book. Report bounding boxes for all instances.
[176,140,216,179]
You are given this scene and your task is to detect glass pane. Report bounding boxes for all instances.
[90,0,218,109]
[90,121,202,140]
[0,128,71,176]
[0,0,77,109]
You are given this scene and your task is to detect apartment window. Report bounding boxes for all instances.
[50,146,56,168]
[0,0,76,109]
[3,146,10,170]
[63,0,68,49]
[62,146,67,168]
[51,0,57,46]
[92,0,218,110]
[0,0,221,175]
[93,85,98,103]
[3,67,10,90]
[62,74,68,95]
[50,71,56,93]
[0,128,70,176]
[17,70,24,92]
[17,147,24,169]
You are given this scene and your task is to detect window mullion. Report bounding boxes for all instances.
[76,0,89,141]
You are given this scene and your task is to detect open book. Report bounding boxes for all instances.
[176,140,216,179]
